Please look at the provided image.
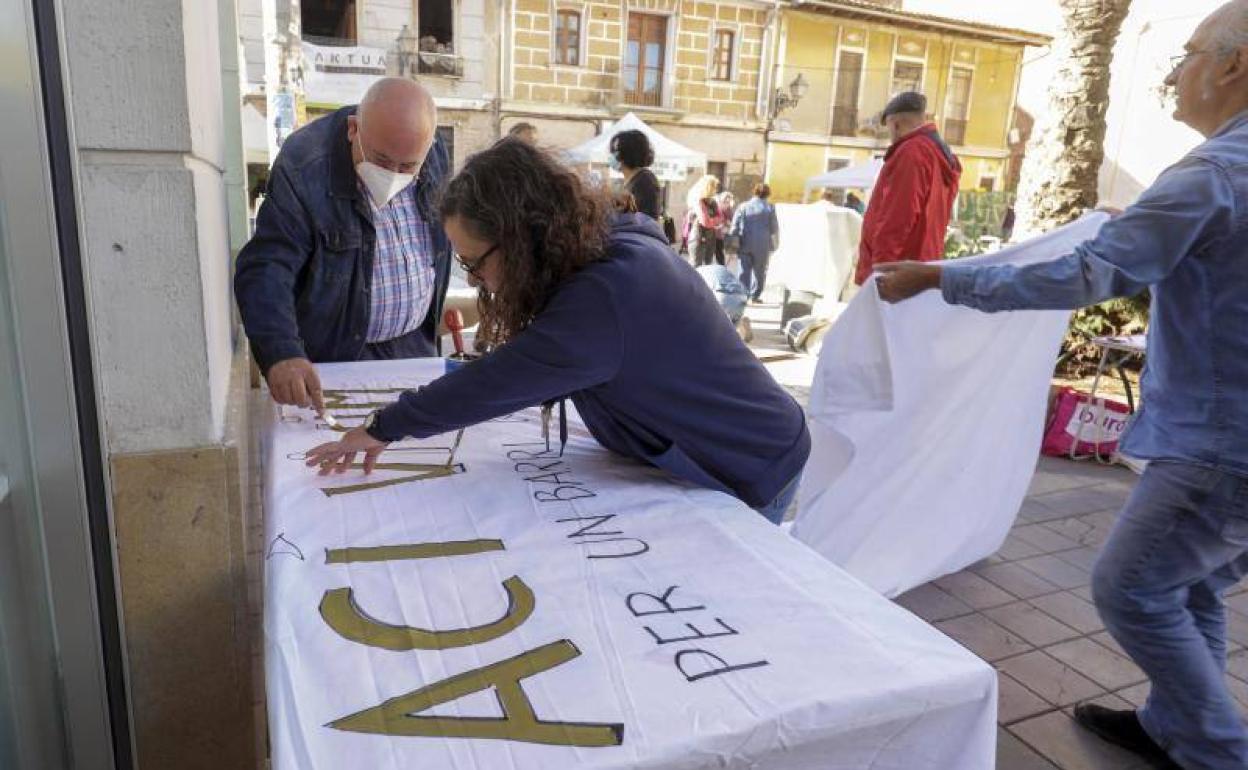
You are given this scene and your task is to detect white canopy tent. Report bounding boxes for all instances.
[564,112,706,182]
[803,159,884,201]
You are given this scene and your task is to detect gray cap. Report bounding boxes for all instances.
[881,91,927,121]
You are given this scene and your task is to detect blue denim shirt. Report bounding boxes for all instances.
[729,196,779,256]
[942,110,1248,476]
[234,106,452,373]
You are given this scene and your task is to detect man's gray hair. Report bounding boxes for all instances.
[1212,1,1248,53]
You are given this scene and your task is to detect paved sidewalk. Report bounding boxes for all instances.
[745,301,1248,769]
[893,456,1248,769]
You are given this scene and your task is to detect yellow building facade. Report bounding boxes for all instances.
[504,0,779,210]
[766,2,1049,202]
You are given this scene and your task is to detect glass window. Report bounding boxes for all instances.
[555,10,581,66]
[711,29,734,80]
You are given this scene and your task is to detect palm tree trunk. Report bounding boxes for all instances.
[1015,0,1132,236]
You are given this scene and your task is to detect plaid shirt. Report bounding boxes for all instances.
[364,181,436,343]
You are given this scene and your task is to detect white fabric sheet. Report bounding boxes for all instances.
[792,214,1109,597]
[768,203,862,301]
[264,359,996,769]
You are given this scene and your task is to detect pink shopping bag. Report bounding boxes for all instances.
[1041,387,1132,458]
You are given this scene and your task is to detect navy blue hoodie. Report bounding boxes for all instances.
[372,214,810,507]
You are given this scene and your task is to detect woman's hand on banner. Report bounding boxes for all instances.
[874,262,942,303]
[305,427,389,475]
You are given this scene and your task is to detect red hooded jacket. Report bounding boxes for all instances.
[855,123,962,285]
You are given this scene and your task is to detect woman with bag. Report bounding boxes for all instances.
[687,175,724,266]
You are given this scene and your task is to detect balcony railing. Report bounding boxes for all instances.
[944,118,968,146]
[623,89,663,108]
[831,106,858,137]
[417,50,464,78]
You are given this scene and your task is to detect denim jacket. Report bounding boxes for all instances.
[234,106,452,373]
[729,196,779,256]
[942,110,1248,476]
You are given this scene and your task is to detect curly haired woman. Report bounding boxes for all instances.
[306,139,809,522]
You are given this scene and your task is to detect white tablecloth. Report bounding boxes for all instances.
[793,214,1110,597]
[264,359,996,769]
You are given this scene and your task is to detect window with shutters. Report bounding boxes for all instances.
[944,67,973,146]
[555,10,582,67]
[711,29,734,81]
[890,60,924,97]
[623,13,667,107]
[831,50,863,136]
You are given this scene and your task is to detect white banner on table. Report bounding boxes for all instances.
[792,214,1110,597]
[264,359,996,769]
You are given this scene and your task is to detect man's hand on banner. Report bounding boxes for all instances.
[874,262,942,303]
[306,427,389,475]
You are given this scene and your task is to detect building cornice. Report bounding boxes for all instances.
[788,0,1052,46]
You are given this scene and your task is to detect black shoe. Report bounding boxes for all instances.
[1073,704,1181,767]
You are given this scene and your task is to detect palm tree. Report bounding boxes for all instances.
[1015,0,1133,235]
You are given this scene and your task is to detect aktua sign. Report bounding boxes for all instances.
[302,41,388,105]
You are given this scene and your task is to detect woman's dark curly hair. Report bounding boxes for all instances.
[440,138,611,346]
[609,129,655,170]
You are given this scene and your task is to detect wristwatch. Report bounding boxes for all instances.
[362,409,388,442]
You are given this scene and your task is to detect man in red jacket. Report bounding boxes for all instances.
[855,91,962,285]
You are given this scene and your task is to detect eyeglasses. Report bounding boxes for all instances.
[456,243,499,277]
[1169,49,1213,72]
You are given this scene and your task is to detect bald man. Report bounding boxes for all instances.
[235,78,452,411]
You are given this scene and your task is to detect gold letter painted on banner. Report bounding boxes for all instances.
[328,640,624,746]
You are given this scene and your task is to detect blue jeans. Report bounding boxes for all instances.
[738,251,769,300]
[1091,460,1248,770]
[754,471,802,525]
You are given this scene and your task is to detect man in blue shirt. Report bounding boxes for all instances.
[729,183,780,302]
[877,4,1248,767]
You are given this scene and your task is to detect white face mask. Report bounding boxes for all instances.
[354,132,416,206]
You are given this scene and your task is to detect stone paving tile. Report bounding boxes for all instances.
[1030,485,1132,518]
[1065,692,1136,714]
[934,613,1033,662]
[1046,638,1148,691]
[1012,523,1085,554]
[998,650,1105,707]
[998,672,1054,725]
[1040,516,1103,548]
[1009,712,1156,770]
[1028,457,1128,493]
[1017,554,1094,590]
[1227,649,1248,681]
[1227,610,1248,647]
[1115,682,1150,708]
[1053,546,1103,573]
[934,569,1016,610]
[892,583,974,622]
[976,562,1064,600]
[1090,631,1130,658]
[1226,591,1248,615]
[997,534,1046,561]
[1030,591,1106,635]
[1071,585,1095,602]
[998,726,1061,769]
[985,601,1082,647]
[1019,497,1078,524]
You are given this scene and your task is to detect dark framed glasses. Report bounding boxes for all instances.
[456,243,499,277]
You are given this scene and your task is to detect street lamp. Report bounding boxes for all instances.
[393,25,418,77]
[772,72,810,116]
